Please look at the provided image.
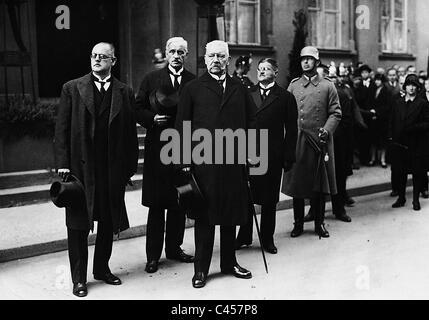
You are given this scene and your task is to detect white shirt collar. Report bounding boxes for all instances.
[168,65,184,76]
[405,95,417,102]
[92,73,111,91]
[92,73,111,82]
[260,82,275,90]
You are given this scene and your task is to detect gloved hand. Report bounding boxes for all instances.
[318,128,329,144]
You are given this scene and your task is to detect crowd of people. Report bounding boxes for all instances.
[53,37,429,297]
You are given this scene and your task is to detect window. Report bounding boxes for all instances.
[381,0,408,53]
[225,0,261,45]
[308,0,342,49]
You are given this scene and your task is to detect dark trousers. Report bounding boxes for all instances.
[194,220,236,275]
[332,135,348,216]
[67,217,113,284]
[422,173,428,192]
[146,207,186,261]
[391,167,424,201]
[293,197,326,226]
[236,202,277,246]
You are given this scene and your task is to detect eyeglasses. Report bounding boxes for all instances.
[206,53,227,60]
[90,53,114,60]
[257,67,274,72]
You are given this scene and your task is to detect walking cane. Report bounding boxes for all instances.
[245,163,269,274]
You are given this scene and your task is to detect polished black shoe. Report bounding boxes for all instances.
[263,243,278,254]
[291,223,304,238]
[421,191,429,199]
[335,213,352,223]
[390,191,399,197]
[94,272,122,285]
[235,241,252,250]
[413,201,421,211]
[392,199,406,208]
[166,250,194,263]
[192,272,207,289]
[315,224,330,238]
[72,282,87,298]
[145,260,159,273]
[222,264,252,279]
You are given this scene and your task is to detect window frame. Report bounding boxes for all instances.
[381,0,408,54]
[308,0,343,50]
[225,0,261,46]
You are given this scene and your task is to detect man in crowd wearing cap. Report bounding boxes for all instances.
[235,58,298,254]
[388,74,429,211]
[281,46,342,238]
[175,40,257,288]
[232,55,255,90]
[54,42,138,297]
[135,37,195,274]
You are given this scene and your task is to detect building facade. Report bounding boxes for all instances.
[1,0,429,98]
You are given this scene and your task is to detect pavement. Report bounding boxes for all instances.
[1,189,429,300]
[0,166,395,262]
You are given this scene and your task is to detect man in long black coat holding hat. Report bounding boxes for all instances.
[55,42,138,297]
[135,37,195,274]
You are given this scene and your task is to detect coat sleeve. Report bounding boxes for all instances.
[283,92,298,164]
[245,87,257,130]
[126,87,139,179]
[350,89,367,129]
[323,82,342,136]
[405,101,429,133]
[175,82,194,169]
[54,83,72,170]
[135,74,156,128]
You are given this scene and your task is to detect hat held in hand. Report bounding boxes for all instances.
[50,174,86,209]
[149,85,180,116]
[175,170,205,211]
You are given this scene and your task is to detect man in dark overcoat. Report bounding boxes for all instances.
[281,46,342,239]
[388,74,429,211]
[236,58,298,254]
[175,40,257,288]
[353,64,375,165]
[135,37,195,274]
[54,42,138,297]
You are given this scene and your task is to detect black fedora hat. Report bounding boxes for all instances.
[175,171,205,211]
[358,64,372,74]
[50,175,86,209]
[149,85,179,116]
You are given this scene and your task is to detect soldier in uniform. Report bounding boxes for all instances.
[135,37,195,274]
[232,55,255,90]
[281,46,342,238]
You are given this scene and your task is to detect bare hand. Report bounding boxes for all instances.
[58,168,70,181]
[154,114,171,126]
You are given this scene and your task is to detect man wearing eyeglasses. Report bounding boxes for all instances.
[175,40,257,288]
[54,42,138,297]
[135,37,195,274]
[236,58,298,254]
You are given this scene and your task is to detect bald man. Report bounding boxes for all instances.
[54,42,138,297]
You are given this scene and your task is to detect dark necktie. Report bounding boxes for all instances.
[260,87,270,101]
[169,70,182,90]
[217,79,225,93]
[93,77,111,94]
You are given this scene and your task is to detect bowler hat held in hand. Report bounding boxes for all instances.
[175,169,205,211]
[50,174,86,209]
[149,85,180,116]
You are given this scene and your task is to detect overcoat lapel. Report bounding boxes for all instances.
[77,73,95,117]
[109,78,126,125]
[221,76,238,108]
[201,72,223,98]
[256,83,280,115]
